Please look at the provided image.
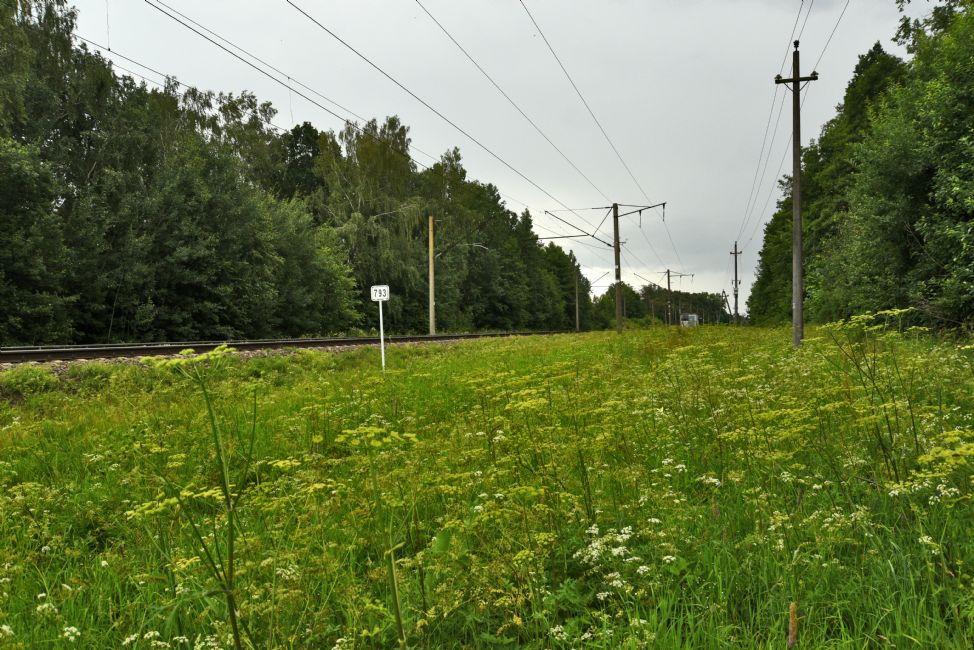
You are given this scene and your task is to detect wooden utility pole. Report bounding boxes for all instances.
[428,214,435,335]
[730,241,741,324]
[612,202,623,334]
[662,269,692,325]
[776,41,818,347]
[666,269,672,325]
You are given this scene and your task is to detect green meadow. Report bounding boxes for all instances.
[0,316,972,648]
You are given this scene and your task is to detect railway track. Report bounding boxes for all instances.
[0,331,563,364]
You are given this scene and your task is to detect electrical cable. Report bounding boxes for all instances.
[736,0,806,243]
[123,2,624,262]
[797,0,816,42]
[637,221,667,268]
[76,34,292,132]
[742,80,817,251]
[413,0,612,205]
[145,0,595,255]
[743,132,792,250]
[284,0,602,235]
[593,208,612,238]
[141,0,431,171]
[518,0,694,272]
[81,31,596,267]
[518,0,652,205]
[153,0,368,123]
[813,0,851,72]
[738,82,790,243]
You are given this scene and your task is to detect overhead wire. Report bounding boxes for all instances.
[141,0,437,175]
[813,0,851,71]
[413,0,612,205]
[284,0,603,236]
[76,34,289,133]
[736,0,806,243]
[517,0,689,270]
[797,0,816,41]
[737,84,790,243]
[81,14,605,274]
[139,0,592,251]
[637,220,667,268]
[152,1,369,123]
[742,0,849,254]
[517,0,651,204]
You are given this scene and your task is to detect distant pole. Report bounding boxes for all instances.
[776,41,818,347]
[428,214,435,335]
[612,202,622,334]
[731,241,741,324]
[666,269,672,325]
[575,272,581,332]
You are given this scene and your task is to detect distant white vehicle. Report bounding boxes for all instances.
[680,313,699,327]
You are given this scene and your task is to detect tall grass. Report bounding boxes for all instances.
[0,316,972,648]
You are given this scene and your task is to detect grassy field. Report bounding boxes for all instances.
[0,316,972,648]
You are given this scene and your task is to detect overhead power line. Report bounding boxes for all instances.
[75,34,290,133]
[736,0,806,243]
[517,0,651,204]
[797,0,816,42]
[285,0,602,235]
[739,0,850,255]
[152,0,368,124]
[139,1,571,239]
[544,211,612,248]
[518,1,687,272]
[413,0,611,205]
[814,0,851,71]
[141,0,426,164]
[134,1,608,257]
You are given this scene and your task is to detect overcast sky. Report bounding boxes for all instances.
[71,0,932,311]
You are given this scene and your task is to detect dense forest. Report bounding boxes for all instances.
[749,0,974,328]
[0,0,614,345]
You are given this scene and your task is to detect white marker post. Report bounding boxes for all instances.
[370,285,390,371]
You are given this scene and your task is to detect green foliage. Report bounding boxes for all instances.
[0,137,71,343]
[751,3,974,330]
[749,42,908,324]
[592,282,728,329]
[0,0,588,345]
[0,363,58,399]
[1,326,973,647]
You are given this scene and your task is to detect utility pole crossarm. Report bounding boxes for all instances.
[775,72,819,85]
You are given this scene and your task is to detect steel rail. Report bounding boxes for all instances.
[0,331,566,363]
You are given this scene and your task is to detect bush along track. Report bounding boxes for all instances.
[0,315,972,648]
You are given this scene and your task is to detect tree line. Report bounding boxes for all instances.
[748,0,974,328]
[0,0,600,345]
[591,282,729,328]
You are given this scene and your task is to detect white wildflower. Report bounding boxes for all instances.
[36,602,58,617]
[549,625,568,641]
